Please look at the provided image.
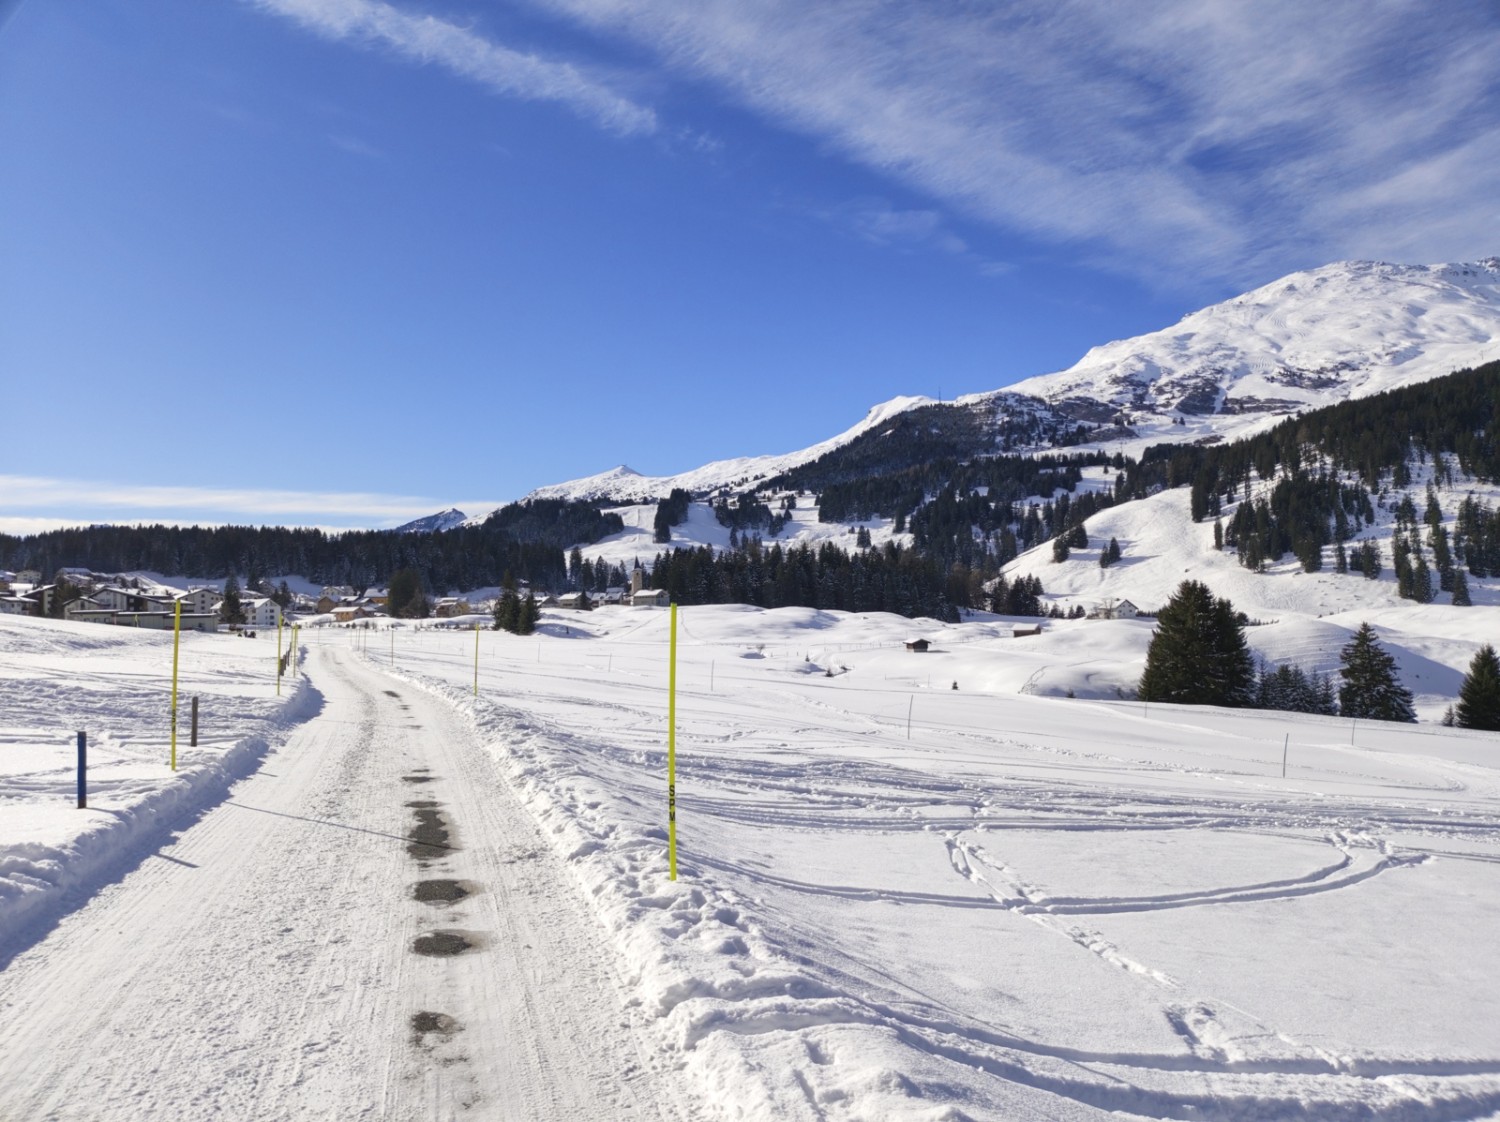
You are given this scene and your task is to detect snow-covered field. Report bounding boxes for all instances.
[3,537,1499,1118]
[0,616,315,954]
[360,603,1500,1120]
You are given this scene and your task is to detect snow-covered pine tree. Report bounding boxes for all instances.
[1338,623,1415,723]
[1139,580,1254,708]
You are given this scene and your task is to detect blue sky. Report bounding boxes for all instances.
[3,0,1498,532]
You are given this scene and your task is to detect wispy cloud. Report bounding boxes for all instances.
[522,0,1500,284]
[254,0,657,136]
[328,132,385,158]
[821,197,1009,275]
[0,475,497,530]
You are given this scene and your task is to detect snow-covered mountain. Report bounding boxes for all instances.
[513,396,933,508]
[394,508,467,533]
[984,257,1500,453]
[510,258,1500,511]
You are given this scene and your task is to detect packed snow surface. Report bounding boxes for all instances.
[368,606,1500,1120]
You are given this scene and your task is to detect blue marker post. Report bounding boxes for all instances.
[76,730,87,809]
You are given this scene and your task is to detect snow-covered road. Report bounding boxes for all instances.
[0,646,693,1122]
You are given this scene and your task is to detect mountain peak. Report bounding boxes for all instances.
[394,508,468,533]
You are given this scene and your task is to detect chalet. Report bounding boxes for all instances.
[556,592,591,610]
[0,570,16,591]
[0,596,31,616]
[1088,598,1139,621]
[600,586,627,607]
[332,604,370,623]
[631,588,670,608]
[365,588,391,607]
[433,597,473,618]
[1012,624,1043,638]
[316,595,340,614]
[904,638,930,653]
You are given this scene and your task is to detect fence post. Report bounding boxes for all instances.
[76,730,87,809]
[191,696,199,747]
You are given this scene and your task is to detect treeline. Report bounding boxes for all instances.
[1126,359,1500,501]
[804,451,1113,528]
[648,540,965,621]
[0,499,623,594]
[911,478,1119,570]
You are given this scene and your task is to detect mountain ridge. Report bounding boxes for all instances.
[507,257,1500,510]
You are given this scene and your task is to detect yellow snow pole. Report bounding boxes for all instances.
[170,600,181,771]
[668,602,678,881]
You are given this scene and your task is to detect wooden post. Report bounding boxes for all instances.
[76,731,87,809]
[191,696,199,747]
[170,600,181,771]
[907,695,914,739]
[1281,733,1289,778]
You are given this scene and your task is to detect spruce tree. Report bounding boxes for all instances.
[1455,644,1500,731]
[1138,580,1254,707]
[388,568,427,618]
[493,575,520,633]
[1338,623,1415,722]
[220,573,245,625]
[1451,566,1471,606]
[518,591,540,636]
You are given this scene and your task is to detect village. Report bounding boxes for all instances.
[0,564,677,631]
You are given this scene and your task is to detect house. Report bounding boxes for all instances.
[320,585,355,600]
[556,592,591,610]
[1088,598,1139,621]
[1013,624,1043,638]
[23,584,58,617]
[904,638,930,653]
[0,596,31,616]
[174,587,221,616]
[365,588,390,607]
[316,595,340,614]
[241,597,283,629]
[631,587,670,608]
[0,570,16,591]
[600,586,627,606]
[433,597,472,618]
[332,604,370,623]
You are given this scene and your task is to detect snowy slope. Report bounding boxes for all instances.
[987,257,1500,454]
[997,465,1500,714]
